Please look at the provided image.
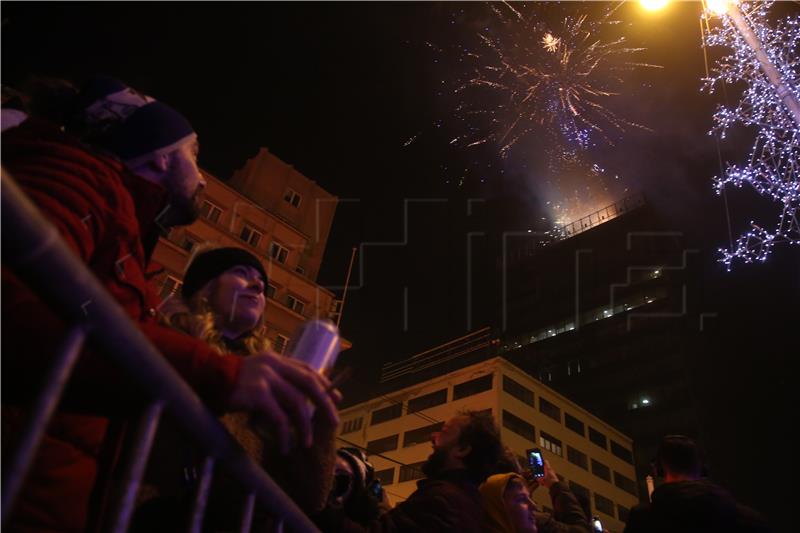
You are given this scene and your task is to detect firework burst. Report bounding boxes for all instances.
[451,1,659,164]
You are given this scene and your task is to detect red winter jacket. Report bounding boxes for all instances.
[1,119,243,533]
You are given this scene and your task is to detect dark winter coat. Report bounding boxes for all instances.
[1,118,242,533]
[623,480,771,533]
[535,481,592,533]
[314,468,484,533]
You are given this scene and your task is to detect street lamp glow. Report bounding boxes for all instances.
[640,0,668,11]
[706,0,731,16]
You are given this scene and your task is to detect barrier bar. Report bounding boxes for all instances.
[0,326,88,522]
[1,171,320,532]
[188,456,216,533]
[107,401,164,533]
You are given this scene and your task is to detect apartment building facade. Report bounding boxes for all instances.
[338,357,639,533]
[151,148,342,352]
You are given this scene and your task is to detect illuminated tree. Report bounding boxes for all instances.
[703,0,800,268]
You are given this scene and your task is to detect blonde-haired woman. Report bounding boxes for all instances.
[165,246,272,356]
[134,247,336,532]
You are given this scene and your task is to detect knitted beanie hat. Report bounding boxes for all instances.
[76,75,195,166]
[182,247,268,300]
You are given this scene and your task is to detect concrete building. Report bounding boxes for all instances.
[151,148,343,352]
[338,357,639,533]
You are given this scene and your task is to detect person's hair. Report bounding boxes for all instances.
[160,278,270,355]
[457,410,504,482]
[504,476,527,496]
[657,435,703,478]
[490,446,524,476]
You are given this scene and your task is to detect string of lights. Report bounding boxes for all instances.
[702,0,800,269]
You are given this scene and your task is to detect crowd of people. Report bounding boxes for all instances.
[1,76,772,533]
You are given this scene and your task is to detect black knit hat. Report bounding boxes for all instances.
[182,247,268,300]
[76,75,195,165]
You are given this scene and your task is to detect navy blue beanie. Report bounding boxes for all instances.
[77,76,195,164]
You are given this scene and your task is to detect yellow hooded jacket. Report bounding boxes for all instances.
[480,472,528,533]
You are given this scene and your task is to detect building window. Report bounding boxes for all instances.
[611,440,634,464]
[286,295,306,315]
[159,275,182,300]
[366,434,399,454]
[589,427,608,450]
[180,235,198,252]
[295,265,306,276]
[614,471,638,496]
[502,410,536,442]
[539,431,563,456]
[284,188,302,208]
[200,200,223,223]
[274,334,289,354]
[503,375,534,406]
[539,397,561,423]
[567,446,588,470]
[341,417,363,435]
[591,459,611,482]
[399,461,426,483]
[629,394,653,410]
[371,403,403,426]
[594,493,615,518]
[266,284,277,299]
[566,359,582,376]
[407,389,447,413]
[375,467,395,486]
[269,242,289,264]
[239,224,263,247]
[453,374,493,400]
[564,412,585,436]
[403,422,444,448]
[618,505,630,523]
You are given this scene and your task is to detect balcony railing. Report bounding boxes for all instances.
[554,192,646,241]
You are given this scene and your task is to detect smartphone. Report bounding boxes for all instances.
[526,448,545,478]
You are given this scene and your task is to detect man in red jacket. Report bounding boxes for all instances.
[1,77,339,532]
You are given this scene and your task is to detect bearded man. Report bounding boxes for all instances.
[314,410,503,532]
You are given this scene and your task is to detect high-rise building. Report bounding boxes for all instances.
[339,356,639,533]
[151,148,344,352]
[498,195,704,499]
[364,195,705,507]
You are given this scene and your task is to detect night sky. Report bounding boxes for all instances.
[3,2,799,528]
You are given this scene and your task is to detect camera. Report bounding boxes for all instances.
[367,479,384,502]
[526,448,545,478]
[331,472,353,500]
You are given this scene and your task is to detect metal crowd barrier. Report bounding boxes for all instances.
[0,170,321,533]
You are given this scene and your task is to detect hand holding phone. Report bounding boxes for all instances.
[526,448,545,478]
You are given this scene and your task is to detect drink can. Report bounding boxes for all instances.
[286,319,341,373]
